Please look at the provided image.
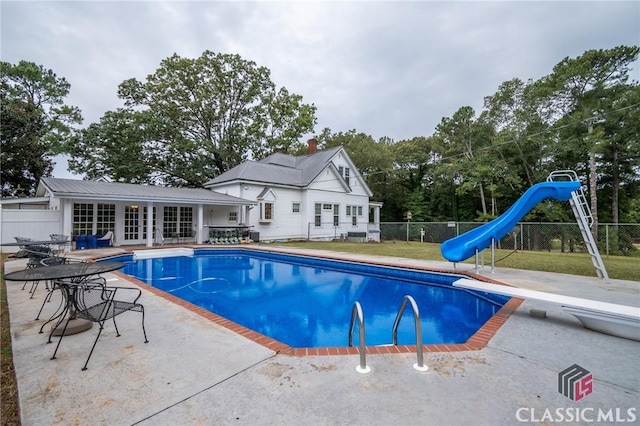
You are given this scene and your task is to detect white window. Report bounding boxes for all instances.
[338,166,351,186]
[333,204,339,226]
[314,203,321,227]
[323,203,333,210]
[260,202,274,222]
[229,211,237,222]
[347,205,361,226]
[292,203,300,213]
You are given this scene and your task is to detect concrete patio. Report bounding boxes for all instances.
[3,247,639,425]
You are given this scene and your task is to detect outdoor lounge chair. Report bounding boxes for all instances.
[97,231,113,248]
[49,280,149,370]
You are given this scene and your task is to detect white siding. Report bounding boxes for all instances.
[250,186,307,241]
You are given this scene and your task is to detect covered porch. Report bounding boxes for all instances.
[0,178,256,250]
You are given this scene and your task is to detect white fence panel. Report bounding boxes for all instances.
[0,209,62,252]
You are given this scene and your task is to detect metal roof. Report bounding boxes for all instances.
[37,178,254,205]
[204,146,344,188]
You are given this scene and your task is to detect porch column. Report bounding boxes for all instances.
[146,201,154,247]
[62,200,73,252]
[197,204,204,244]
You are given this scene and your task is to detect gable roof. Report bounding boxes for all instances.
[204,146,345,188]
[37,178,253,205]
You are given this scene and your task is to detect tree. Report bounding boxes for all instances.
[533,45,640,240]
[433,106,498,219]
[69,51,316,186]
[482,78,551,187]
[253,87,317,159]
[1,61,81,197]
[66,109,156,183]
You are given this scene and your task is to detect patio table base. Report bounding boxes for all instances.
[50,318,93,336]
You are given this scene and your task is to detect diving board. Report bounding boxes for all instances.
[453,278,640,342]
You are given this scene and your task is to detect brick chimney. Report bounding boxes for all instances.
[307,138,318,154]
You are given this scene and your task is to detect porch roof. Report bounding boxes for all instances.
[37,178,255,206]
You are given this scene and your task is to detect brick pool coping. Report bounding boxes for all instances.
[98,246,523,356]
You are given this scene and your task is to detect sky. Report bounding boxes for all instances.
[2,1,639,179]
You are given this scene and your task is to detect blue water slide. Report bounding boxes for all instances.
[441,181,581,262]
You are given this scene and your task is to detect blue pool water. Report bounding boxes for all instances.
[106,250,508,348]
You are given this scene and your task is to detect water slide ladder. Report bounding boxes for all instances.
[547,170,610,283]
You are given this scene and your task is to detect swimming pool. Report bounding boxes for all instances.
[105,249,508,348]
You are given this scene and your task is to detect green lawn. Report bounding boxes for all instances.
[277,241,640,282]
[1,254,20,426]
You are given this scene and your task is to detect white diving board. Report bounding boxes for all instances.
[453,278,640,342]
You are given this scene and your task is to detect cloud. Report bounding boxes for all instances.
[1,0,638,179]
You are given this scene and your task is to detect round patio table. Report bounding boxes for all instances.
[3,261,124,283]
[4,261,125,335]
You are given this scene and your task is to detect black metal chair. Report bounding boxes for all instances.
[13,236,33,258]
[49,234,69,254]
[49,281,149,370]
[36,257,106,328]
[21,248,55,296]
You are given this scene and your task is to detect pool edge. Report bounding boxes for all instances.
[99,245,522,356]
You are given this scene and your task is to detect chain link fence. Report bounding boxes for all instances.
[380,222,640,256]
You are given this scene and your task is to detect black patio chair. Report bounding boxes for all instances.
[21,248,55,295]
[12,236,33,258]
[25,246,53,269]
[35,257,105,325]
[49,281,149,370]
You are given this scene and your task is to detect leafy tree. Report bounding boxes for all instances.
[433,106,498,219]
[66,109,156,183]
[1,61,81,197]
[482,78,551,187]
[253,87,317,159]
[597,84,640,225]
[532,45,640,239]
[389,136,444,221]
[69,51,316,186]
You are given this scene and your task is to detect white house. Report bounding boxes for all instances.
[204,140,382,242]
[0,141,382,250]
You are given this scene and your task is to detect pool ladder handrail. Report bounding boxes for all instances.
[392,295,428,372]
[348,301,370,373]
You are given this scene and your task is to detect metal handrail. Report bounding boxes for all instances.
[392,295,428,371]
[348,301,370,373]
